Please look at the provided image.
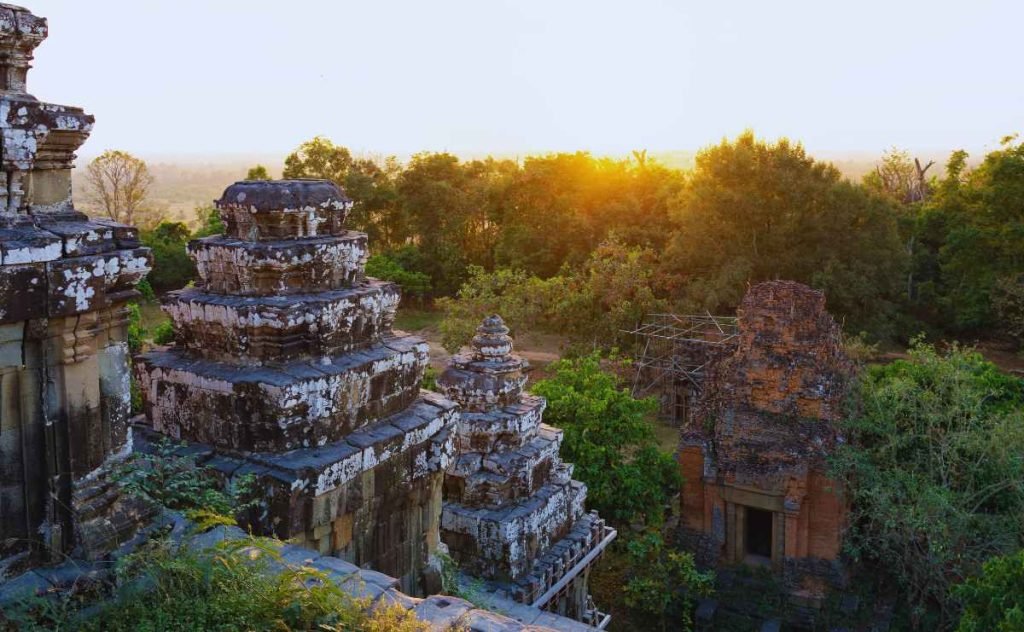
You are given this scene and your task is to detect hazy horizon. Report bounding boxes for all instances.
[28,1,1022,161]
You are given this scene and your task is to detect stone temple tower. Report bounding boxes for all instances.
[438,315,616,625]
[136,179,457,594]
[0,4,153,567]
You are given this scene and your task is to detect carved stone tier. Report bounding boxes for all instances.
[441,479,587,581]
[455,396,545,453]
[445,424,566,508]
[189,233,368,296]
[438,315,614,622]
[164,280,400,364]
[133,391,457,593]
[137,179,459,593]
[437,354,528,412]
[137,335,429,451]
[215,179,353,241]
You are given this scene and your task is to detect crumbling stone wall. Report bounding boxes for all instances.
[678,281,853,601]
[0,3,154,570]
[136,180,457,594]
[438,316,614,623]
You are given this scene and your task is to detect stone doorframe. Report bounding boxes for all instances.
[719,485,789,569]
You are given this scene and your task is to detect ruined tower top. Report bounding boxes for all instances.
[471,314,514,361]
[0,4,92,214]
[0,3,46,94]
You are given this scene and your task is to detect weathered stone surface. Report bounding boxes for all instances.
[137,179,459,594]
[190,233,368,296]
[439,316,614,624]
[678,281,853,600]
[215,179,352,241]
[137,334,428,451]
[165,280,400,363]
[0,4,151,567]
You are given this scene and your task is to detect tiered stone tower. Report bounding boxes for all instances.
[136,180,457,593]
[438,316,615,623]
[0,3,153,567]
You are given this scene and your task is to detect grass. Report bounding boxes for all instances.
[395,307,443,332]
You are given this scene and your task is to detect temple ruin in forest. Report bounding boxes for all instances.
[0,2,153,569]
[134,178,457,593]
[438,316,615,626]
[674,281,853,603]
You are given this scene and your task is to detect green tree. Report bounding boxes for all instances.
[929,136,1024,333]
[246,164,270,180]
[662,131,907,338]
[142,221,196,291]
[283,136,353,183]
[954,549,1024,632]
[832,341,1024,629]
[532,353,680,526]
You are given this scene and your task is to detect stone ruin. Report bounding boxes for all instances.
[135,179,456,594]
[0,2,153,570]
[0,6,611,629]
[438,316,615,625]
[678,280,854,603]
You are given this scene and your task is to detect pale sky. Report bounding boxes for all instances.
[26,0,1024,160]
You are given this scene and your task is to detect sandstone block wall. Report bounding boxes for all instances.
[0,3,153,568]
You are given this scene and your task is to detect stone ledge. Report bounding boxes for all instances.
[164,280,400,363]
[136,335,429,451]
[189,232,368,296]
[441,480,587,580]
[456,396,547,452]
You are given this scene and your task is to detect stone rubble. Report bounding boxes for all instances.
[438,316,614,624]
[0,2,154,568]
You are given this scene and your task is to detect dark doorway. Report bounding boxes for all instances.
[745,507,773,559]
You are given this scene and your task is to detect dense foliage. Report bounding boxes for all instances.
[2,537,427,632]
[832,342,1024,629]
[954,548,1024,632]
[531,353,680,526]
[622,533,714,631]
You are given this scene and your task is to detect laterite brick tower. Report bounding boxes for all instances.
[0,3,153,567]
[136,180,457,594]
[678,281,853,603]
[438,316,615,625]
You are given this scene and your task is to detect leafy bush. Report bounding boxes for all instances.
[532,352,680,526]
[112,439,255,519]
[141,221,196,291]
[3,537,428,632]
[623,533,714,631]
[152,321,175,345]
[126,303,145,353]
[832,340,1024,629]
[954,548,1024,632]
[366,251,431,301]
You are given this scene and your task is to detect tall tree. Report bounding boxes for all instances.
[84,150,154,227]
[661,131,906,337]
[282,136,353,183]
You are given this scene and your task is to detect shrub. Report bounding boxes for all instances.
[832,340,1024,629]
[532,352,680,526]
